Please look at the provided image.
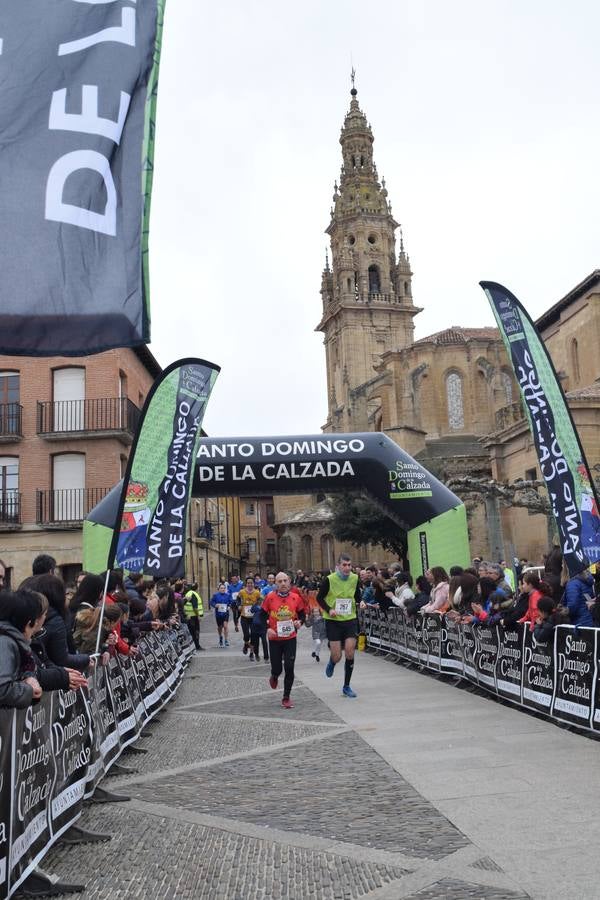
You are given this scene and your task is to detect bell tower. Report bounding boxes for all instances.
[317,77,421,432]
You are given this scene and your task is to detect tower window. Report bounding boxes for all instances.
[368,265,381,293]
[348,234,355,245]
[347,278,352,291]
[368,234,376,244]
[446,372,464,430]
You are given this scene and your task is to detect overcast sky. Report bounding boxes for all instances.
[148,0,600,438]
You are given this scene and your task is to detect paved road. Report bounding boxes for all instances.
[42,624,599,898]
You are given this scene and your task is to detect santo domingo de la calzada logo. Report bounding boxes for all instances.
[388,460,433,500]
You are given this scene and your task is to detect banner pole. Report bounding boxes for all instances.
[95,569,112,656]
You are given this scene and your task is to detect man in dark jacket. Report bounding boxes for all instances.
[564,570,594,627]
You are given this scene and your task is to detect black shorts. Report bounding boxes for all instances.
[325,618,358,644]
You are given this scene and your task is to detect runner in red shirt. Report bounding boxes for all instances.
[261,572,306,709]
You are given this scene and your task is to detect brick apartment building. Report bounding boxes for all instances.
[0,347,160,587]
[238,496,278,575]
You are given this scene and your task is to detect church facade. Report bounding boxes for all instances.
[274,84,600,573]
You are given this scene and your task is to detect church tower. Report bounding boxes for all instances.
[317,78,421,432]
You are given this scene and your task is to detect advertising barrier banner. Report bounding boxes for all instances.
[522,628,554,714]
[0,626,192,900]
[362,609,600,737]
[552,626,595,728]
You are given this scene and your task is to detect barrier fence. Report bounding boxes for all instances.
[0,625,193,900]
[360,606,600,732]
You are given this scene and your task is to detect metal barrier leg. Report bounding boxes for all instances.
[122,744,147,755]
[18,867,85,897]
[59,824,112,845]
[106,762,136,776]
[89,785,131,804]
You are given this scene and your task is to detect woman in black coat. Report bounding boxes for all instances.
[21,574,90,672]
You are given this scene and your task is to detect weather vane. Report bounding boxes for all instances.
[350,65,356,90]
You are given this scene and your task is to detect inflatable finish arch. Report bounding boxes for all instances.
[192,432,469,572]
[84,433,470,574]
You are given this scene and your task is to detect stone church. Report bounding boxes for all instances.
[273,83,600,573]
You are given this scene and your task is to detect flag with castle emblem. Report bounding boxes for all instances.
[110,359,219,577]
[83,359,219,577]
[482,281,600,576]
[0,1,166,355]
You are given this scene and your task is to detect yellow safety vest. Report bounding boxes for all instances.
[321,571,358,622]
[184,590,204,618]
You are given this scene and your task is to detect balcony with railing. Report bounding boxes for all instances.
[0,492,21,528]
[494,400,526,431]
[36,487,111,526]
[0,403,23,442]
[37,397,140,443]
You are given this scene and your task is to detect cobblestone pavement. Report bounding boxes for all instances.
[41,632,531,899]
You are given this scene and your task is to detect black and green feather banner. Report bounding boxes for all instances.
[0,1,166,355]
[481,281,600,576]
[85,358,219,577]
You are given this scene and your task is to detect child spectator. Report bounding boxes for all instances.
[518,572,545,631]
[533,596,558,642]
[73,604,122,655]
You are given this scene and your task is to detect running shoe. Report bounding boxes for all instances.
[243,645,248,655]
[249,652,255,661]
[281,697,294,709]
[342,685,357,698]
[325,659,335,678]
[269,675,278,689]
[224,640,230,647]
[311,651,316,658]
[315,654,320,663]
[219,639,223,647]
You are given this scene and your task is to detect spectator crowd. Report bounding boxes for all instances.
[2,547,599,712]
[357,546,600,643]
[0,553,198,711]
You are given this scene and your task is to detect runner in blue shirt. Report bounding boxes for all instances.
[210,583,235,647]
[227,574,243,633]
[260,573,276,598]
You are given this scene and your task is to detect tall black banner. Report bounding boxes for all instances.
[0,1,167,356]
[482,282,600,574]
[90,359,219,578]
